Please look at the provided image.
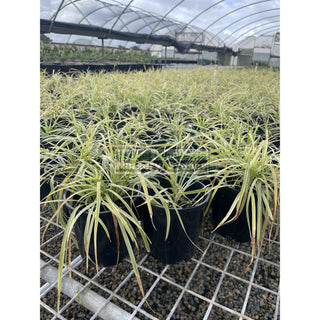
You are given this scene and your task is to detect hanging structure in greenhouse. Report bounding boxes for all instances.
[40,0,280,66]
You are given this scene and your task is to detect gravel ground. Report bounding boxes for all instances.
[40,206,280,320]
[215,275,248,313]
[227,251,255,281]
[142,279,183,319]
[207,305,239,319]
[187,264,221,299]
[254,261,280,292]
[245,287,278,320]
[171,292,209,319]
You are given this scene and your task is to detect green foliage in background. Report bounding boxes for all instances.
[40,41,157,63]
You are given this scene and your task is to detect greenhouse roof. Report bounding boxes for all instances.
[40,0,280,52]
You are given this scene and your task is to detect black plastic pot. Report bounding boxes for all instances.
[211,186,251,242]
[137,130,160,143]
[40,156,66,201]
[62,191,130,267]
[137,149,163,165]
[141,177,209,264]
[40,167,51,201]
[112,119,127,130]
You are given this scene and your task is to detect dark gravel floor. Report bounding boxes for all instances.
[40,206,280,320]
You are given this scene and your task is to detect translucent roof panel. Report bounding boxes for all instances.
[40,0,280,51]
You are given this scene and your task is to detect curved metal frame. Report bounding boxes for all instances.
[255,26,280,37]
[174,0,224,37]
[107,0,134,35]
[264,30,279,36]
[203,0,272,44]
[48,0,66,33]
[221,15,279,43]
[63,1,158,45]
[48,0,224,48]
[210,8,279,46]
[43,0,279,53]
[90,2,132,32]
[120,20,184,49]
[231,24,280,48]
[65,3,132,43]
[146,0,185,39]
[214,8,279,39]
[115,12,160,33]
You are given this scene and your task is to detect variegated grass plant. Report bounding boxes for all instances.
[40,66,279,310]
[41,125,165,312]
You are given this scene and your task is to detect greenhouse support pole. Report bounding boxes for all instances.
[230,55,235,67]
[101,38,104,58]
[164,46,167,67]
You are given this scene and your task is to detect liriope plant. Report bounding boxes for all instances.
[40,66,280,310]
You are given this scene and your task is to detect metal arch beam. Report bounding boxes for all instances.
[119,19,193,49]
[146,0,185,39]
[120,19,185,49]
[48,0,66,33]
[230,23,280,47]
[108,15,161,48]
[56,0,84,18]
[137,19,202,39]
[63,0,97,43]
[101,5,132,32]
[115,12,160,33]
[104,4,189,48]
[174,0,224,37]
[206,7,280,46]
[255,26,280,37]
[204,30,223,46]
[235,24,280,46]
[41,18,235,54]
[50,0,216,39]
[202,0,272,45]
[49,0,215,49]
[113,0,186,35]
[233,26,280,51]
[113,0,220,41]
[59,0,138,43]
[105,11,159,47]
[104,9,178,48]
[221,15,280,43]
[138,20,180,36]
[107,0,135,35]
[99,1,168,46]
[52,0,124,43]
[97,4,139,46]
[144,21,211,47]
[73,9,131,45]
[70,2,122,27]
[111,10,188,48]
[264,30,279,36]
[65,3,131,43]
[214,8,279,39]
[202,0,272,32]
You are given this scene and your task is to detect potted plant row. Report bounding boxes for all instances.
[40,68,279,312]
[41,124,214,312]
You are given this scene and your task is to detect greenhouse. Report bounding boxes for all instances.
[40,1,280,319]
